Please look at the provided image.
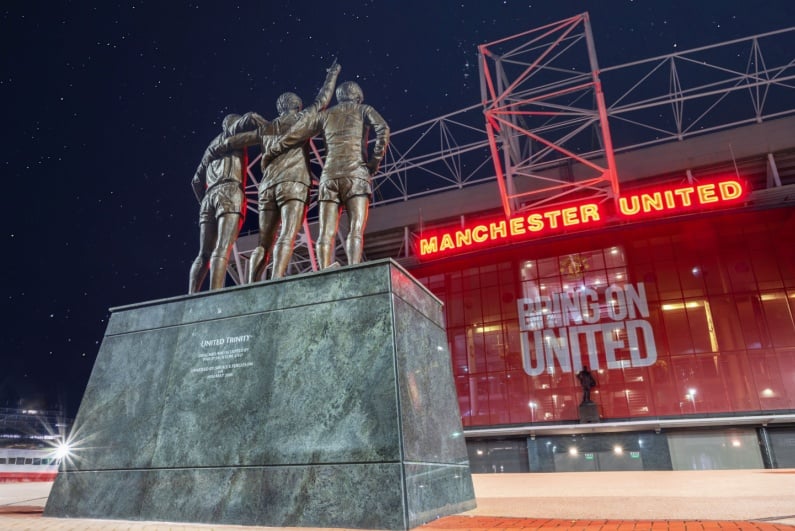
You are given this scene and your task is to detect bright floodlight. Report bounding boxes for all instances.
[54,441,71,460]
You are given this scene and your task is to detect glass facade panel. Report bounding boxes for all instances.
[467,439,530,473]
[527,432,672,472]
[760,293,795,347]
[411,208,795,428]
[667,430,763,470]
[767,427,795,468]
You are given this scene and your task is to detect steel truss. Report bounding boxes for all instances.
[479,13,619,215]
[227,18,794,285]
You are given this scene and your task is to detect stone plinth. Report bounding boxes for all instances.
[578,402,600,423]
[44,259,475,530]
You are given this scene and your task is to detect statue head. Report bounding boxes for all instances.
[222,113,241,135]
[276,92,302,115]
[336,81,364,104]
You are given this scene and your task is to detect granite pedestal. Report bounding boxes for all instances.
[44,259,475,529]
[579,402,600,423]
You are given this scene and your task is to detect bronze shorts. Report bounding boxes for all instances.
[318,177,371,204]
[199,182,245,223]
[259,181,310,212]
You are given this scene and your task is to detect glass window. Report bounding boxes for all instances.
[752,253,784,290]
[775,348,795,407]
[668,430,763,470]
[506,369,534,424]
[449,327,470,376]
[709,296,746,351]
[537,257,559,278]
[446,290,465,328]
[465,327,487,374]
[748,350,790,410]
[467,438,530,473]
[661,304,695,355]
[650,236,674,261]
[487,373,510,424]
[483,324,507,373]
[679,264,706,298]
[604,245,627,268]
[455,376,471,425]
[768,426,795,468]
[726,255,757,292]
[480,264,499,288]
[760,292,795,347]
[481,289,502,323]
[463,294,483,328]
[468,375,491,423]
[717,351,759,412]
[685,300,718,353]
[462,267,481,291]
[735,295,769,349]
[656,261,682,300]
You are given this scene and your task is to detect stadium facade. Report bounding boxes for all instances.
[400,116,795,472]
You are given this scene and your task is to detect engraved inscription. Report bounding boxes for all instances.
[193,334,254,380]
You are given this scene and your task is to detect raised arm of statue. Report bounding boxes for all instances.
[306,60,341,114]
[261,62,340,166]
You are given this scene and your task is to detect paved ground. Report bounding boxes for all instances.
[1,470,793,530]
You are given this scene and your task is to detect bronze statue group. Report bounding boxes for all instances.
[188,61,390,294]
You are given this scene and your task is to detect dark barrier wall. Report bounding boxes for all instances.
[411,207,795,427]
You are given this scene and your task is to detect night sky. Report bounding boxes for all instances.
[3,1,792,418]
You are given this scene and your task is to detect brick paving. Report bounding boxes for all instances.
[2,472,794,530]
[0,507,793,531]
[421,516,795,530]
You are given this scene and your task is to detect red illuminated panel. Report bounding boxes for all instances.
[617,178,747,219]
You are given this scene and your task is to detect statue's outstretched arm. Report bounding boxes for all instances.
[307,60,342,114]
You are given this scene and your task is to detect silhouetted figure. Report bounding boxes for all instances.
[577,366,597,404]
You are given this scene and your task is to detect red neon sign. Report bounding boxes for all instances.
[617,179,745,218]
[419,202,604,258]
[417,177,747,259]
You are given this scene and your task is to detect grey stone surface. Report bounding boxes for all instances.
[45,259,475,529]
[389,263,444,327]
[46,465,407,529]
[403,463,476,528]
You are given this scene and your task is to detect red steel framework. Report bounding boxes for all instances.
[479,13,620,216]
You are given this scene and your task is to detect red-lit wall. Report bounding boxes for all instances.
[410,207,795,427]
